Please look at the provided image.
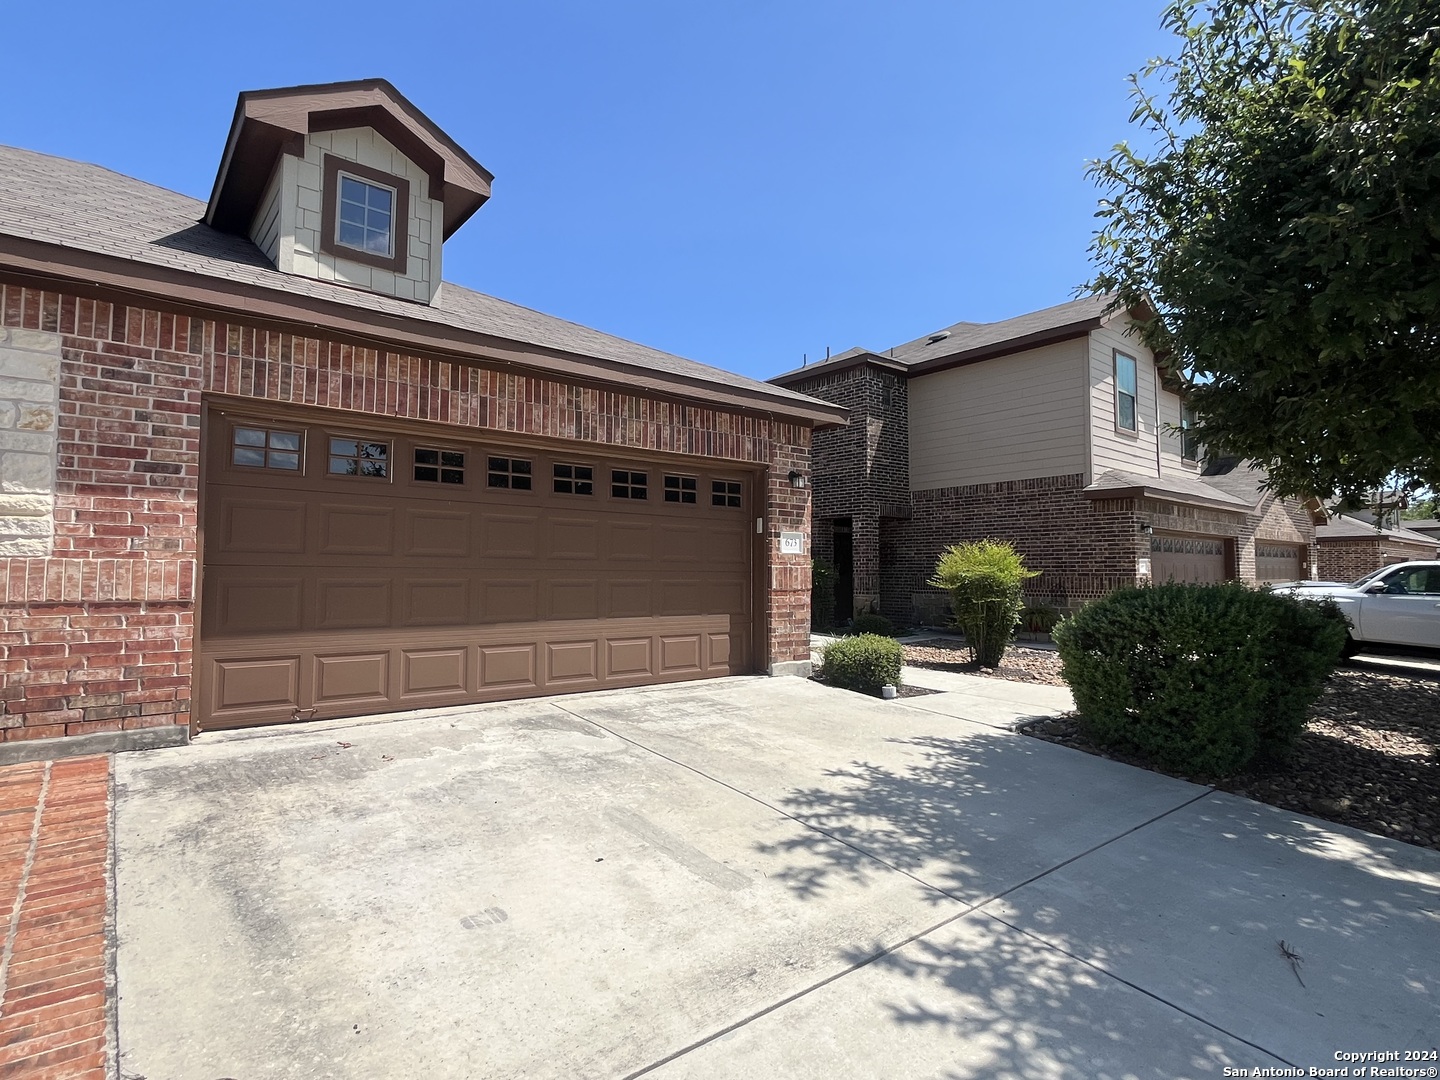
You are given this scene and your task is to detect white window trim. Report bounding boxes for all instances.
[1114,350,1138,435]
[335,171,398,259]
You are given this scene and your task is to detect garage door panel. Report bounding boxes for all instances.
[1151,535,1228,584]
[315,579,393,630]
[659,634,703,674]
[212,576,305,635]
[607,520,653,562]
[211,656,300,714]
[480,644,538,690]
[604,579,653,619]
[482,513,540,558]
[401,648,468,696]
[545,580,599,620]
[547,641,599,685]
[404,510,470,558]
[400,578,471,627]
[201,410,758,729]
[606,637,654,678]
[1256,543,1302,584]
[313,652,390,706]
[320,504,395,556]
[547,517,600,560]
[219,497,307,555]
[656,524,703,563]
[658,580,703,616]
[481,579,540,623]
[700,525,749,569]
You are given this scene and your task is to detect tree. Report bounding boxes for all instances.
[1087,0,1440,506]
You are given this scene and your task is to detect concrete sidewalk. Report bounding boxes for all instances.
[109,676,1439,1079]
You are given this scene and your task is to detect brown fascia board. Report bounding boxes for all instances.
[1081,483,1248,514]
[205,79,493,240]
[770,352,908,388]
[904,318,1103,377]
[0,236,848,430]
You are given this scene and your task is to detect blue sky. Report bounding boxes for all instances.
[1,2,1174,382]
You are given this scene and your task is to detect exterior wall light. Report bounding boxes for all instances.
[1139,523,1154,536]
[788,470,808,489]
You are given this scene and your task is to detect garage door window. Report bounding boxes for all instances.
[488,457,533,490]
[413,448,465,485]
[612,470,648,499]
[232,426,302,471]
[664,475,697,504]
[712,480,742,508]
[329,438,389,478]
[554,463,594,495]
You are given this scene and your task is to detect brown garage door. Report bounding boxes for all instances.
[1255,543,1303,584]
[198,406,758,730]
[1150,534,1228,584]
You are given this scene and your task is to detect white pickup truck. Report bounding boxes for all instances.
[1271,561,1440,653]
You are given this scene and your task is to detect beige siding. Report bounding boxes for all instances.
[909,338,1087,490]
[248,163,283,266]
[1089,321,1160,478]
[259,127,444,304]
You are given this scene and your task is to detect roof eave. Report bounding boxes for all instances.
[769,352,908,388]
[1082,483,1250,514]
[905,318,1102,377]
[0,234,846,429]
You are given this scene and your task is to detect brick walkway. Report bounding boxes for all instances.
[0,757,112,1080]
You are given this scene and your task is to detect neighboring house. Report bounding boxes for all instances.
[1403,519,1440,541]
[0,80,845,751]
[770,296,1320,625]
[1315,516,1440,582]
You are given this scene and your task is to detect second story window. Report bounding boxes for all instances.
[337,174,395,257]
[1180,403,1199,462]
[1115,352,1138,433]
[320,155,410,273]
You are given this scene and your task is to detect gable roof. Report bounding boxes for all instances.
[205,79,494,240]
[0,144,844,426]
[770,293,1115,387]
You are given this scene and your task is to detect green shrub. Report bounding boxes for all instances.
[849,612,895,637]
[1021,602,1062,634]
[929,540,1039,667]
[1052,583,1347,777]
[820,634,903,695]
[811,558,837,631]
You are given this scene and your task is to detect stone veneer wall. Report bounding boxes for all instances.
[1318,536,1439,582]
[0,328,61,556]
[0,280,812,740]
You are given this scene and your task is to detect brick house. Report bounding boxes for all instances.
[0,80,845,754]
[1314,515,1440,582]
[771,296,1321,625]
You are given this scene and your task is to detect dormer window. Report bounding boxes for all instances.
[320,155,409,273]
[338,174,394,256]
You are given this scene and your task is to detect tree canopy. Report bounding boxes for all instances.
[1088,0,1440,505]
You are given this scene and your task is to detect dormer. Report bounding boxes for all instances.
[203,80,492,305]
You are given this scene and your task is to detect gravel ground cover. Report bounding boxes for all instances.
[903,638,1440,852]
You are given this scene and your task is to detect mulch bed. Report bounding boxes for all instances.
[903,638,1440,852]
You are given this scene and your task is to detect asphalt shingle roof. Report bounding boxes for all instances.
[1316,515,1440,546]
[0,144,826,411]
[1085,469,1251,510]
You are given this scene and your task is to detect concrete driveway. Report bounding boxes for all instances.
[114,676,1439,1079]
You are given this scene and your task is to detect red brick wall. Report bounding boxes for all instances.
[1318,537,1439,582]
[881,475,1145,624]
[0,279,813,739]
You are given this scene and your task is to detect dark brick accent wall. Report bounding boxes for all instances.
[789,363,908,615]
[881,475,1145,625]
[1318,537,1439,581]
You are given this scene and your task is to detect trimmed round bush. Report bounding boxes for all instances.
[820,633,903,695]
[849,612,895,637]
[1053,583,1346,776]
